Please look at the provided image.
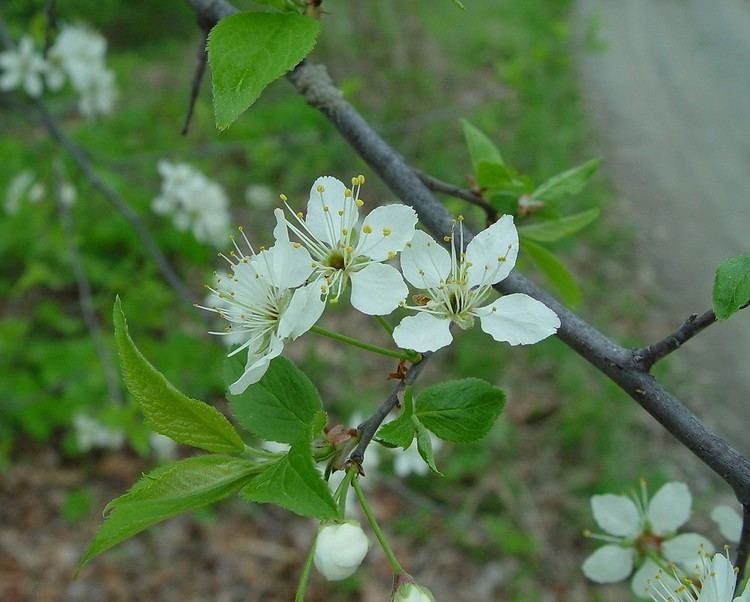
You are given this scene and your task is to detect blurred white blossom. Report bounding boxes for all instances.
[149,432,178,461]
[152,160,231,245]
[393,436,441,478]
[710,505,742,543]
[0,36,46,97]
[245,184,274,210]
[314,521,370,581]
[4,170,36,214]
[73,414,124,453]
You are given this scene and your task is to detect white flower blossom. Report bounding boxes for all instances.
[273,175,417,315]
[0,36,46,97]
[76,65,116,117]
[199,227,325,394]
[73,414,125,452]
[314,521,370,581]
[245,184,274,210]
[582,481,715,598]
[4,170,36,214]
[711,505,742,544]
[648,551,750,602]
[392,582,436,602]
[392,216,560,352]
[203,271,247,348]
[393,436,441,478]
[152,160,231,245]
[149,432,178,461]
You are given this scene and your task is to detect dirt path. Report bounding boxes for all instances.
[576,0,750,452]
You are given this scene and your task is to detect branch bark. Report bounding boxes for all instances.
[414,169,497,222]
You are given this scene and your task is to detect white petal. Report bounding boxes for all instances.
[590,494,642,538]
[477,293,560,346]
[25,73,43,97]
[393,312,453,353]
[631,559,674,598]
[349,263,407,315]
[710,505,742,543]
[581,545,634,583]
[465,214,519,288]
[228,336,283,394]
[400,229,451,289]
[648,482,692,535]
[702,553,737,602]
[278,279,326,340]
[252,243,313,290]
[304,176,355,247]
[662,533,714,567]
[355,204,418,261]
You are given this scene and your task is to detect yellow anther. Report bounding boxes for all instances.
[358,175,365,184]
[296,211,304,219]
[387,251,396,259]
[316,184,325,193]
[362,224,373,234]
[458,214,464,221]
[497,256,506,262]
[341,228,348,236]
[337,210,344,216]
[443,235,451,242]
[292,242,301,248]
[259,245,266,251]
[344,188,352,197]
[355,199,364,207]
[582,529,592,537]
[329,298,338,304]
[351,176,358,186]
[323,206,330,213]
[406,242,412,248]
[279,193,288,202]
[382,228,391,236]
[346,246,353,253]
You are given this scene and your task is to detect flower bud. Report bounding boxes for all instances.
[392,582,436,602]
[313,521,370,581]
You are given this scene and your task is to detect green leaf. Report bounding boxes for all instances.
[240,412,337,519]
[712,254,750,320]
[414,378,505,443]
[208,12,320,130]
[518,208,600,243]
[461,119,507,187]
[225,355,323,444]
[520,238,582,307]
[79,455,256,572]
[415,421,441,475]
[376,386,416,449]
[530,158,601,203]
[451,0,465,8]
[476,161,514,190]
[113,297,244,454]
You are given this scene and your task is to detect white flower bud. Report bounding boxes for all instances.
[313,521,370,581]
[392,582,436,602]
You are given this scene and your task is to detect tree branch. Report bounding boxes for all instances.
[737,503,750,583]
[181,27,209,135]
[414,169,497,222]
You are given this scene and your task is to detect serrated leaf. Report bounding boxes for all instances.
[518,208,600,243]
[208,12,320,130]
[79,455,256,573]
[531,157,601,203]
[414,378,505,443]
[225,355,322,444]
[712,254,750,320]
[239,412,336,519]
[376,386,416,449]
[520,238,582,307]
[113,298,244,453]
[415,421,441,475]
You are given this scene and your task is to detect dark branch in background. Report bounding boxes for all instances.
[181,0,750,518]
[54,161,124,405]
[737,504,750,582]
[42,0,56,57]
[181,27,209,135]
[350,353,432,468]
[415,169,498,222]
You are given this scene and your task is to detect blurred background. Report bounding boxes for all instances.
[1,0,747,600]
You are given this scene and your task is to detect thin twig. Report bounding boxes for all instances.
[737,503,750,582]
[42,0,56,57]
[350,354,432,467]
[54,161,124,404]
[415,168,497,222]
[181,28,209,135]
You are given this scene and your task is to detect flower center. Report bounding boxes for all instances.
[324,250,346,270]
[635,531,662,555]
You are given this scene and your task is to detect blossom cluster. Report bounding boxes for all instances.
[202,175,561,394]
[0,24,116,117]
[4,169,76,214]
[582,480,746,600]
[152,160,231,246]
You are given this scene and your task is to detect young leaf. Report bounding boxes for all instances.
[240,412,337,519]
[530,157,601,203]
[461,119,507,186]
[518,208,600,243]
[376,386,416,449]
[225,355,323,444]
[113,297,244,454]
[415,421,442,475]
[712,254,750,320]
[78,455,257,573]
[520,238,582,307]
[208,12,320,130]
[414,378,505,443]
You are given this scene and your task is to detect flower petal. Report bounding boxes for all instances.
[400,230,451,289]
[648,482,692,535]
[251,242,313,290]
[304,176,355,247]
[465,215,519,288]
[393,312,453,352]
[590,493,641,538]
[355,204,418,261]
[710,505,742,544]
[702,553,737,602]
[581,545,634,584]
[229,335,283,394]
[349,263,408,315]
[662,533,714,569]
[631,558,675,599]
[278,279,326,340]
[476,293,560,346]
